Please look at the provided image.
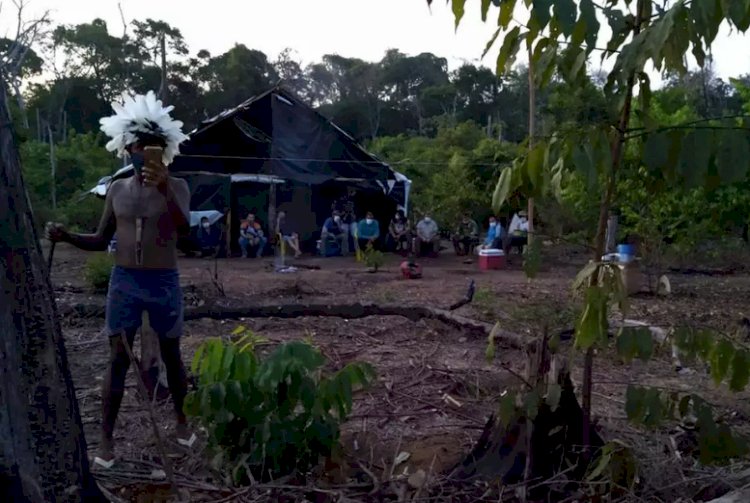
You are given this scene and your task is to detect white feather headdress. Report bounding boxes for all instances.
[99,90,188,164]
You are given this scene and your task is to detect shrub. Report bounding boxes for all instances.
[364,244,384,272]
[84,253,114,292]
[184,328,376,483]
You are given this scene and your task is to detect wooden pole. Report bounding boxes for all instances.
[48,123,56,210]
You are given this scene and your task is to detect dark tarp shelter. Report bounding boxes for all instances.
[91,85,411,254]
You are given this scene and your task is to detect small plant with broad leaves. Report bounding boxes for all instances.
[184,326,376,483]
[445,0,750,492]
[363,243,384,272]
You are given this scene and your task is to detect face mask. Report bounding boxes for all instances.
[130,151,145,175]
[202,222,210,229]
[334,216,341,223]
[366,218,373,224]
[490,222,497,227]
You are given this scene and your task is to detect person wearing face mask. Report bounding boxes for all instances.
[357,211,381,250]
[452,213,479,256]
[45,91,193,466]
[415,212,440,257]
[198,216,221,257]
[504,209,530,256]
[387,209,410,255]
[321,210,348,256]
[482,215,505,250]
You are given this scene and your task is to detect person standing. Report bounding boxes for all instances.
[46,91,194,467]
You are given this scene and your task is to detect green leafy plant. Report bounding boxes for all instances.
[84,252,113,292]
[363,243,384,272]
[184,327,376,483]
[447,0,750,483]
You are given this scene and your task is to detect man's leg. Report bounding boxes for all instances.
[100,329,136,462]
[158,335,189,436]
[321,232,330,256]
[258,236,267,257]
[452,236,461,255]
[238,237,248,258]
[146,272,193,443]
[339,233,349,255]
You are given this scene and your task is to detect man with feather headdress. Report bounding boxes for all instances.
[46,91,194,466]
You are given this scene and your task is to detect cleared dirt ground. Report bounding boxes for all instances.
[47,242,750,502]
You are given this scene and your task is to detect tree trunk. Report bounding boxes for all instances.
[159,33,168,102]
[0,80,104,501]
[605,214,618,254]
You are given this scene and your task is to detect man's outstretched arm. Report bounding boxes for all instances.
[66,187,116,251]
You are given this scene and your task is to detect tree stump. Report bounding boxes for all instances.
[450,351,605,500]
[0,82,104,501]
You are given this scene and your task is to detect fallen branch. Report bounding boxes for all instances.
[63,301,531,349]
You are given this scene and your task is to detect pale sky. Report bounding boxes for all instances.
[3,0,750,87]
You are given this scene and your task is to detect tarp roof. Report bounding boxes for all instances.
[171,85,400,189]
[89,84,412,210]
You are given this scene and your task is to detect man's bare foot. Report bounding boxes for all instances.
[93,437,116,469]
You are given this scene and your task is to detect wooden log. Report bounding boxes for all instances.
[0,81,104,501]
[62,301,530,349]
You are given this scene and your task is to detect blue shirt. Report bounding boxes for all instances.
[484,223,504,246]
[323,217,344,234]
[358,219,380,240]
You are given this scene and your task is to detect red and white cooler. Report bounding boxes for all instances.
[478,248,505,270]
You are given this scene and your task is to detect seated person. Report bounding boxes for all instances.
[197,216,221,257]
[387,209,410,254]
[415,213,440,257]
[321,210,348,256]
[482,215,505,250]
[452,213,479,255]
[504,210,529,255]
[238,213,267,258]
[276,210,301,258]
[357,211,381,251]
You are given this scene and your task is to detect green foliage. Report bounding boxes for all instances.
[625,387,750,465]
[84,253,113,291]
[672,327,750,390]
[19,132,117,230]
[615,327,654,363]
[363,244,384,271]
[369,121,517,225]
[185,330,375,482]
[586,441,638,493]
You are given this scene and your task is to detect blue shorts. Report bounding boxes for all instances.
[105,266,183,338]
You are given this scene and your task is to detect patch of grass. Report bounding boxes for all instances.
[84,252,114,292]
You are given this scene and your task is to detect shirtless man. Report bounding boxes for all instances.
[46,91,193,467]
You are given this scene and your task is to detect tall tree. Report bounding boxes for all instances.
[0,68,104,503]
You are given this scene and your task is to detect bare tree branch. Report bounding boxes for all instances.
[0,0,50,128]
[117,1,128,38]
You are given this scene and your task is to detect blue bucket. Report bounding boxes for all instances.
[617,244,635,263]
[617,244,635,256]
